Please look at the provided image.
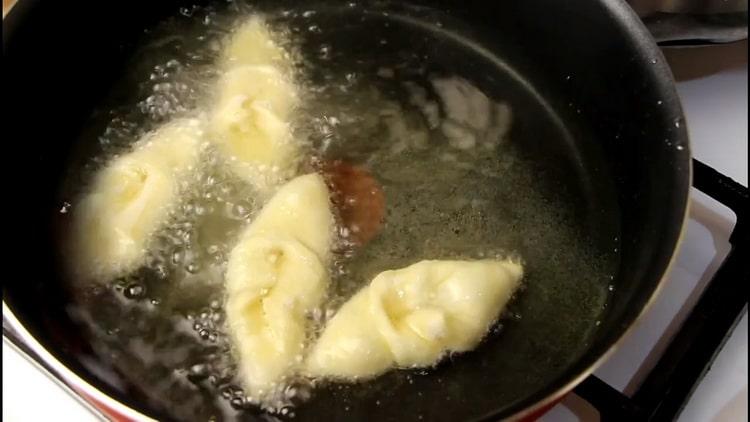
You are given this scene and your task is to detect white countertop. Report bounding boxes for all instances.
[3,40,747,422]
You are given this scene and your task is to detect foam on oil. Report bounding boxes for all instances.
[60,3,620,421]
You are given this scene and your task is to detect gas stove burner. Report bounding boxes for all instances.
[569,159,748,421]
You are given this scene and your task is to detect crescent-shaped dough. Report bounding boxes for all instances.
[225,173,334,398]
[210,66,299,190]
[72,118,203,280]
[305,259,524,379]
[211,17,300,192]
[221,17,287,70]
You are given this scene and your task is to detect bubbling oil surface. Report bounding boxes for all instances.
[60,3,620,421]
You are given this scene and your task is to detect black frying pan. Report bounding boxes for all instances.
[3,1,692,421]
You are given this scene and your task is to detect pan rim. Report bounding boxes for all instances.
[2,0,694,420]
[491,0,694,419]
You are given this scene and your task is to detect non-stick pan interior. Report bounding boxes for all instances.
[3,1,690,421]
